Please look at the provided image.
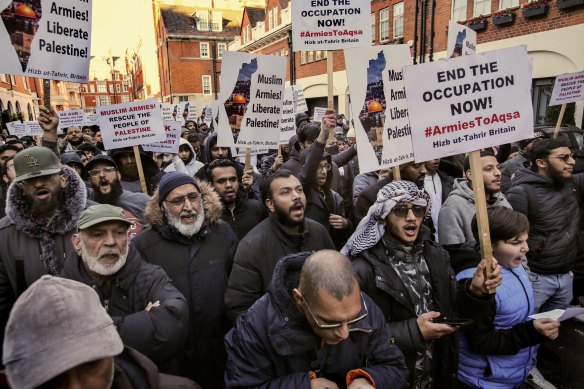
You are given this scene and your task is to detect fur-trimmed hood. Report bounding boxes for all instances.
[268,251,312,321]
[144,179,223,227]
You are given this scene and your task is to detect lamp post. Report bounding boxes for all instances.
[105,56,120,104]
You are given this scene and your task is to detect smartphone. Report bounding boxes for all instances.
[432,318,473,327]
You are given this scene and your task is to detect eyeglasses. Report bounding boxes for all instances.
[88,166,116,177]
[301,292,368,329]
[6,164,14,172]
[318,163,332,172]
[165,192,200,208]
[549,153,574,163]
[392,205,426,218]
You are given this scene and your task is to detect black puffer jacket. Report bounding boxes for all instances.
[62,246,189,371]
[220,190,267,240]
[224,252,409,389]
[506,167,584,274]
[351,228,459,388]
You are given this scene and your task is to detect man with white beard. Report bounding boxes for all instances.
[62,204,189,374]
[134,172,238,388]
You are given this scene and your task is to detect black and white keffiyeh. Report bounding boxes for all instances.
[341,180,431,256]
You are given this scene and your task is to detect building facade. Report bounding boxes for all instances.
[0,74,40,126]
[80,70,133,112]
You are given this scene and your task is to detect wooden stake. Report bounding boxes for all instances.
[469,150,495,293]
[277,144,282,158]
[132,146,148,194]
[244,147,251,172]
[326,52,335,144]
[552,103,567,139]
[392,166,401,181]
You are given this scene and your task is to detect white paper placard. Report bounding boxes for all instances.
[84,113,99,126]
[446,21,476,58]
[6,121,27,137]
[57,109,86,129]
[313,107,327,124]
[292,85,308,113]
[549,71,584,106]
[142,120,181,153]
[280,87,296,145]
[24,121,44,136]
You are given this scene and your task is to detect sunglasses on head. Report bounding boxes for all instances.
[391,204,426,218]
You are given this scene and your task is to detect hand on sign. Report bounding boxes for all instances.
[469,258,502,296]
[378,168,391,181]
[311,377,339,389]
[38,105,59,142]
[145,301,160,312]
[272,155,283,172]
[347,378,375,389]
[317,109,337,144]
[329,214,348,230]
[534,318,560,341]
[417,311,457,340]
[242,168,254,192]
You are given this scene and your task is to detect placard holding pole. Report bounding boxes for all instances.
[327,52,335,143]
[392,166,401,181]
[132,146,148,194]
[553,104,567,140]
[548,70,584,139]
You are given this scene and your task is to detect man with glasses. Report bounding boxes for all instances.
[225,250,409,389]
[343,181,501,388]
[133,172,238,387]
[86,154,150,236]
[0,146,87,360]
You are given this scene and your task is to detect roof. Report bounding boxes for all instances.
[245,7,265,28]
[159,4,242,38]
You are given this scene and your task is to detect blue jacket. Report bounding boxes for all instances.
[456,265,542,388]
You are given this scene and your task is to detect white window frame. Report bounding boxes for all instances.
[217,42,227,58]
[301,51,307,64]
[200,42,210,58]
[197,12,209,31]
[268,8,274,30]
[393,2,404,38]
[371,13,376,43]
[211,11,222,32]
[89,84,96,93]
[97,82,106,93]
[379,8,389,42]
[315,50,321,61]
[474,0,491,16]
[97,96,110,106]
[273,6,279,26]
[499,0,519,9]
[308,51,314,63]
[243,24,251,43]
[202,75,212,95]
[452,0,468,21]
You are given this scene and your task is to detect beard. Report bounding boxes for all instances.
[118,163,139,181]
[273,200,304,228]
[93,178,124,205]
[26,185,64,219]
[163,201,206,238]
[547,165,571,187]
[69,137,83,147]
[80,240,128,276]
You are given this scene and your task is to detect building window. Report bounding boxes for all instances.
[121,95,130,103]
[178,95,189,102]
[196,12,209,31]
[201,42,210,58]
[123,84,128,92]
[202,75,212,95]
[90,84,96,93]
[0,74,5,83]
[243,24,251,43]
[323,50,328,59]
[452,0,467,21]
[211,11,222,32]
[97,96,110,106]
[532,78,554,125]
[474,0,491,15]
[15,101,21,114]
[116,84,121,92]
[27,103,33,120]
[81,85,87,93]
[371,13,376,43]
[315,50,321,61]
[109,84,114,93]
[273,6,279,26]
[268,8,274,30]
[393,2,404,38]
[308,51,314,63]
[499,0,519,9]
[97,82,106,93]
[218,43,227,58]
[301,51,307,64]
[379,8,389,41]
[114,73,119,81]
[7,102,13,115]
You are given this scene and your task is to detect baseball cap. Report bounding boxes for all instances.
[3,275,123,389]
[12,146,61,183]
[77,204,131,230]
[85,154,118,172]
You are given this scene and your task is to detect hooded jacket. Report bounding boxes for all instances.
[438,178,511,247]
[224,252,409,389]
[506,167,584,274]
[164,139,204,177]
[133,181,238,387]
[220,190,267,240]
[109,147,163,196]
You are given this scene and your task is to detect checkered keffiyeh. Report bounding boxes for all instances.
[341,181,431,256]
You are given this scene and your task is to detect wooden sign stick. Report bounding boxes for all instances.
[469,150,495,293]
[552,103,567,139]
[132,146,148,194]
[277,144,282,158]
[326,52,335,144]
[244,147,251,172]
[392,166,401,181]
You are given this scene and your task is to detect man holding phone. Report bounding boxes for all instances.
[343,181,501,388]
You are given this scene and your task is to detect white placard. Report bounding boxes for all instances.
[142,120,181,153]
[345,45,414,173]
[161,102,187,124]
[446,21,476,58]
[530,307,584,322]
[24,121,43,136]
[217,52,287,148]
[84,113,99,126]
[203,105,213,126]
[97,99,165,150]
[280,87,296,145]
[403,46,534,162]
[57,109,85,129]
[0,0,92,82]
[292,85,308,113]
[291,0,371,51]
[161,103,173,120]
[313,107,327,123]
[549,71,584,106]
[6,121,27,137]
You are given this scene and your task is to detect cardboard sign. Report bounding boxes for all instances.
[97,99,165,150]
[24,121,43,136]
[549,70,584,106]
[160,102,187,124]
[403,46,534,161]
[217,51,287,148]
[280,87,296,145]
[292,85,308,113]
[142,120,181,153]
[446,21,476,58]
[84,113,99,126]
[184,101,197,121]
[291,0,371,51]
[203,105,213,126]
[6,121,27,137]
[313,107,327,123]
[57,109,85,129]
[0,0,92,82]
[345,44,414,173]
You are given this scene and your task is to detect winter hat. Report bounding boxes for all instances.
[346,128,356,139]
[157,171,200,206]
[3,275,123,389]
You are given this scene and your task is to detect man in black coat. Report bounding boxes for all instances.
[134,172,238,388]
[225,250,409,389]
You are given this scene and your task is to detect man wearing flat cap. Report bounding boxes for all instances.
[62,204,189,374]
[134,172,238,387]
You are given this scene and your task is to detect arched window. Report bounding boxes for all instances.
[0,99,4,113]
[15,101,21,114]
[7,102,13,115]
[27,103,33,121]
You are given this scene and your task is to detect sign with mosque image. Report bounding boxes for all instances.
[446,21,476,58]
[344,44,414,173]
[0,0,92,82]
[217,51,287,148]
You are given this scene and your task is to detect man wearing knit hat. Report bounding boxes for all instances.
[62,204,188,373]
[134,172,238,387]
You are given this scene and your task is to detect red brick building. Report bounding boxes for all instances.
[0,74,41,126]
[80,70,133,111]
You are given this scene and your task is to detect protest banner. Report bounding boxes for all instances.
[57,109,85,129]
[97,99,165,150]
[6,121,27,137]
[446,21,476,58]
[344,44,414,173]
[203,105,213,126]
[292,85,308,113]
[161,103,173,120]
[0,0,92,82]
[142,120,181,154]
[279,87,296,145]
[184,101,197,121]
[217,51,287,148]
[549,71,584,139]
[313,107,327,123]
[291,1,371,52]
[84,113,99,126]
[24,121,43,136]
[161,102,187,124]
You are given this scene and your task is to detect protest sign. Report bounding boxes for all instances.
[403,45,534,162]
[161,102,187,124]
[291,1,371,51]
[84,113,99,126]
[161,103,173,120]
[24,121,43,136]
[292,85,308,113]
[549,71,584,106]
[184,102,197,121]
[313,107,327,123]
[217,51,287,148]
[280,87,296,145]
[203,105,213,126]
[142,120,181,153]
[6,121,27,137]
[97,99,165,150]
[57,109,85,129]
[344,44,414,173]
[0,0,92,82]
[446,21,476,58]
